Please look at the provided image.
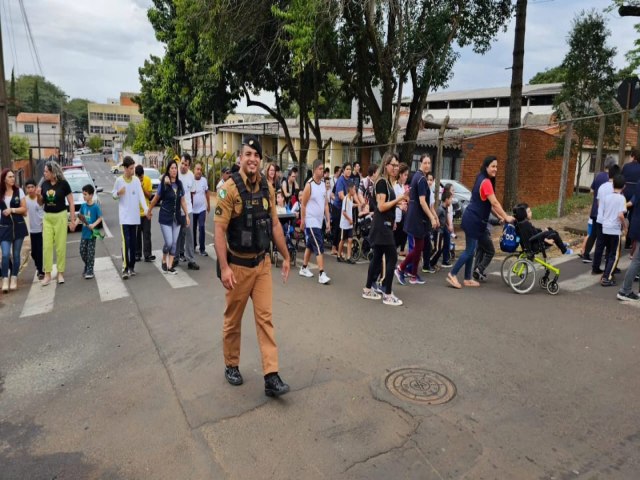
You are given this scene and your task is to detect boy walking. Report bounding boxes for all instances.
[429,190,453,269]
[338,182,356,263]
[24,179,44,279]
[192,162,210,255]
[78,184,103,279]
[596,174,627,286]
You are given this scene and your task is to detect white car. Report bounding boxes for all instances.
[144,168,161,196]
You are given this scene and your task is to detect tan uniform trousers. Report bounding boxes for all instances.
[223,256,279,375]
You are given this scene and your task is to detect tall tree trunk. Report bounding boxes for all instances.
[504,0,527,211]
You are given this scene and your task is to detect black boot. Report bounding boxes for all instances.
[225,366,243,386]
[264,372,290,397]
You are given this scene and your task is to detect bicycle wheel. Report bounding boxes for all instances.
[500,253,521,286]
[508,258,536,294]
[351,238,362,261]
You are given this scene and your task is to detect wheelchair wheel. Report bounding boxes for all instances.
[539,276,548,289]
[508,258,536,294]
[366,249,374,262]
[501,253,521,286]
[351,238,362,261]
[546,280,559,295]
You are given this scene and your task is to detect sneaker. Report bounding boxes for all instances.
[581,255,592,264]
[441,262,453,268]
[564,248,574,255]
[264,373,290,397]
[224,366,243,386]
[168,267,178,275]
[617,291,640,301]
[85,272,94,279]
[179,256,187,263]
[473,269,488,282]
[382,293,403,306]
[635,274,639,282]
[299,266,313,278]
[162,262,168,273]
[601,278,616,287]
[362,288,382,300]
[337,256,345,263]
[129,269,137,276]
[187,262,200,270]
[199,251,209,257]
[592,268,604,275]
[372,282,384,294]
[409,274,426,285]
[421,266,437,274]
[122,270,130,280]
[318,272,331,284]
[394,268,407,286]
[346,257,356,264]
[144,255,156,262]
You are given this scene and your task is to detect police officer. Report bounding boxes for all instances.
[213,135,291,397]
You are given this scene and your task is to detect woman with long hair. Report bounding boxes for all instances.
[0,169,28,292]
[362,152,409,306]
[148,160,190,274]
[263,162,278,190]
[40,161,75,286]
[446,156,514,289]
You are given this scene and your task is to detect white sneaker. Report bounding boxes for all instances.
[318,272,331,284]
[383,293,403,306]
[299,266,313,278]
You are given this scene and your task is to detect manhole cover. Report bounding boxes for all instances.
[385,368,456,405]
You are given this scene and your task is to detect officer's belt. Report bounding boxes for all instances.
[228,252,266,268]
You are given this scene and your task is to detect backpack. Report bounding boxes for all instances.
[499,223,519,253]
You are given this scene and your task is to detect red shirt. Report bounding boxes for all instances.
[479,179,494,201]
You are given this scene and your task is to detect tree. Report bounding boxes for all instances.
[338,0,513,164]
[123,122,137,149]
[4,74,66,114]
[529,65,567,84]
[555,10,617,192]
[132,119,159,153]
[65,98,90,133]
[31,79,40,112]
[504,0,527,211]
[87,135,103,153]
[10,135,29,159]
[8,69,18,116]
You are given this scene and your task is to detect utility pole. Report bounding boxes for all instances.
[558,103,573,218]
[37,117,41,162]
[0,18,12,168]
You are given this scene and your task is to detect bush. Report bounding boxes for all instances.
[530,194,592,220]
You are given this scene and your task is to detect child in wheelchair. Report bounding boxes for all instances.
[513,203,573,255]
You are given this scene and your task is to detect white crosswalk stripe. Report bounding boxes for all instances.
[93,257,130,302]
[151,250,198,288]
[20,265,58,318]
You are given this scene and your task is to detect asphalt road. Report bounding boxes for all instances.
[1,154,639,479]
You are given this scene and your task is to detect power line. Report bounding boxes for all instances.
[1,0,18,73]
[18,0,43,76]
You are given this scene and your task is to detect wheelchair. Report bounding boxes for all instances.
[271,213,298,268]
[500,231,561,295]
[350,216,373,262]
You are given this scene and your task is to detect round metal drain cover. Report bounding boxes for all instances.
[385,368,456,405]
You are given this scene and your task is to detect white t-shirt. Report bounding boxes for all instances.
[178,169,196,214]
[393,183,404,223]
[192,177,209,214]
[111,176,148,225]
[304,179,328,229]
[26,195,44,233]
[596,181,614,224]
[601,191,626,235]
[4,188,25,208]
[340,195,354,230]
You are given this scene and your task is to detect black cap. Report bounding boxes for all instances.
[242,135,262,158]
[221,166,231,174]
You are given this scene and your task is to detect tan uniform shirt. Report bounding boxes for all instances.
[214,170,278,258]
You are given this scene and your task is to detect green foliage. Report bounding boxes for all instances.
[530,193,592,220]
[132,119,159,153]
[65,98,90,133]
[87,136,103,153]
[10,135,30,159]
[529,65,567,84]
[8,69,18,116]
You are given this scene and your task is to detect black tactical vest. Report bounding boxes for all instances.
[227,173,273,253]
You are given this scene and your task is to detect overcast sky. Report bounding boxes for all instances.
[1,0,636,112]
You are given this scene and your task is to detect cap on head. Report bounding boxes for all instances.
[221,167,231,174]
[242,135,262,159]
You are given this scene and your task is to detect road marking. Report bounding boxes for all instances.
[93,257,130,302]
[151,250,198,288]
[561,256,630,292]
[101,218,113,238]
[20,265,58,318]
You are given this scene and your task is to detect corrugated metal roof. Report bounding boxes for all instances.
[403,83,563,103]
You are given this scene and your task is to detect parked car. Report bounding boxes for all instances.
[144,167,161,196]
[111,163,124,174]
[439,179,471,218]
[64,170,104,220]
[71,157,84,168]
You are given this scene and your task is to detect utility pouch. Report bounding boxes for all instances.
[254,218,272,251]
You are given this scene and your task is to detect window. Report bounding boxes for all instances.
[474,98,497,109]
[589,152,596,173]
[90,126,104,134]
[116,114,130,122]
[105,113,117,122]
[427,101,448,110]
[104,126,117,135]
[90,112,104,120]
[24,124,34,133]
[528,95,555,106]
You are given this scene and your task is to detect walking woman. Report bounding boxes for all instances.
[40,161,75,286]
[362,153,409,306]
[148,160,189,274]
[446,156,513,289]
[0,169,28,292]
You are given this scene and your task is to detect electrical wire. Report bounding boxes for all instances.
[1,0,18,73]
[18,0,43,76]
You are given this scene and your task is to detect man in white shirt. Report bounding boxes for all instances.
[177,153,199,270]
[111,156,149,279]
[192,162,210,256]
[216,167,231,193]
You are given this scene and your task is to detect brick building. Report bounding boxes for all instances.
[460,128,576,207]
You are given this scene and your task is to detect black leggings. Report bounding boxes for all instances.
[366,243,398,295]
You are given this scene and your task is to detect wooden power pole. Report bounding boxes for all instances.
[0,17,12,169]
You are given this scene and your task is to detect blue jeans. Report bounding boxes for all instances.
[1,237,25,278]
[451,237,478,280]
[193,210,207,253]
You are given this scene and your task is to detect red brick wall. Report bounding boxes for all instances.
[460,129,576,208]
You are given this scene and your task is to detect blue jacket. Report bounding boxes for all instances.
[0,188,28,242]
[461,172,493,240]
[157,179,185,226]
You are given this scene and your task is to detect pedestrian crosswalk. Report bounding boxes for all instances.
[20,265,58,318]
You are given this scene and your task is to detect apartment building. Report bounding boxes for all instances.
[15,113,61,159]
[87,92,143,147]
